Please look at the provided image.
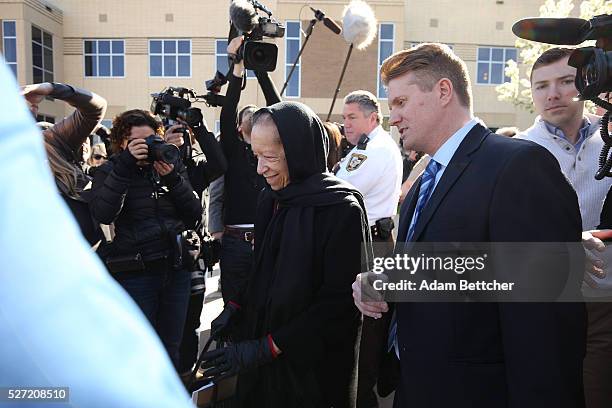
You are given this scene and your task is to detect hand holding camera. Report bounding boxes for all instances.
[165,124,186,147]
[153,161,174,176]
[127,138,149,164]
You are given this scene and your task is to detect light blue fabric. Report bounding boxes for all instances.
[543,116,594,152]
[430,118,478,189]
[0,59,193,408]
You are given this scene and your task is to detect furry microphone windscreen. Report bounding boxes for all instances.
[230,0,259,33]
[341,0,377,50]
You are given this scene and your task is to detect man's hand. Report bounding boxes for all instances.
[228,36,245,77]
[165,124,185,147]
[582,230,612,287]
[21,82,54,117]
[153,161,174,176]
[127,138,148,162]
[352,272,389,319]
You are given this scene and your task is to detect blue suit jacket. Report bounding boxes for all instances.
[393,123,586,408]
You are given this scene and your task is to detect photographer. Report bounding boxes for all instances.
[22,82,106,246]
[212,35,281,322]
[90,109,202,369]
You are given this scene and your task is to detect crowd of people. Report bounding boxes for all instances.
[2,36,612,408]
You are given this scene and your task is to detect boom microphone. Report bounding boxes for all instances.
[512,17,592,45]
[310,7,342,35]
[230,0,259,33]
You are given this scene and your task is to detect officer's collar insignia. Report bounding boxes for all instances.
[346,153,368,172]
[357,134,370,150]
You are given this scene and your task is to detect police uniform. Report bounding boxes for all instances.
[336,125,402,408]
[335,125,402,241]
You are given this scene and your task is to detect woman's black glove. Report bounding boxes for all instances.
[210,301,240,341]
[200,337,276,378]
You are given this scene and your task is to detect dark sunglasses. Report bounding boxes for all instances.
[93,154,107,160]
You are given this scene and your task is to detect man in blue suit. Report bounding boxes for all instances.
[352,43,586,408]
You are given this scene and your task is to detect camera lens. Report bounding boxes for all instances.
[253,49,266,62]
[158,144,180,164]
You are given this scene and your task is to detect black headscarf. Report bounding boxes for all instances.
[238,101,371,407]
[245,100,371,333]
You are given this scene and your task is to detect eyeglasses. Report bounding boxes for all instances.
[93,154,107,160]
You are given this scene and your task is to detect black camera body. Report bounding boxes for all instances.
[144,134,180,165]
[230,0,285,72]
[202,71,228,108]
[150,87,203,127]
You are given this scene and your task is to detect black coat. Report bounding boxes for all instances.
[90,149,202,261]
[237,102,371,408]
[393,123,586,408]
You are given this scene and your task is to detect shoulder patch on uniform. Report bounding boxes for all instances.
[346,153,368,172]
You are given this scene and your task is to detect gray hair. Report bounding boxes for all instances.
[343,90,382,123]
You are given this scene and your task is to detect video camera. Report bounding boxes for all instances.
[150,87,204,127]
[512,14,612,178]
[229,0,285,72]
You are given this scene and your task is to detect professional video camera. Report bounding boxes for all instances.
[229,0,285,72]
[513,14,611,178]
[150,87,204,127]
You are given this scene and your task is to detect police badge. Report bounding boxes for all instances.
[346,153,368,172]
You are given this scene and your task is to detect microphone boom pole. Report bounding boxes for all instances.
[281,7,341,96]
[326,43,353,121]
[281,18,318,96]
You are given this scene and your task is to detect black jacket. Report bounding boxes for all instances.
[90,149,202,261]
[393,124,586,408]
[183,124,227,198]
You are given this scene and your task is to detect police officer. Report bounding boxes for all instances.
[336,90,402,408]
[337,90,402,244]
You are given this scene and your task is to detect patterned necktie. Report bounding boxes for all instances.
[388,159,441,357]
[406,159,441,242]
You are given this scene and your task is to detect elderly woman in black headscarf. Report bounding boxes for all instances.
[202,101,372,407]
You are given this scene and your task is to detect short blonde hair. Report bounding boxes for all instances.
[380,43,472,109]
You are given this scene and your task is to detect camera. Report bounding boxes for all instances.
[150,87,204,127]
[512,13,612,179]
[202,71,228,108]
[230,0,285,72]
[144,134,180,165]
[512,14,611,100]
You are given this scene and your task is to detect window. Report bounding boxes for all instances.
[149,39,191,77]
[36,114,55,123]
[84,40,125,77]
[284,21,301,98]
[378,23,395,99]
[32,25,53,84]
[476,46,517,85]
[215,39,255,78]
[2,21,17,77]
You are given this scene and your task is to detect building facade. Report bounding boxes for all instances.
[1,0,542,133]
